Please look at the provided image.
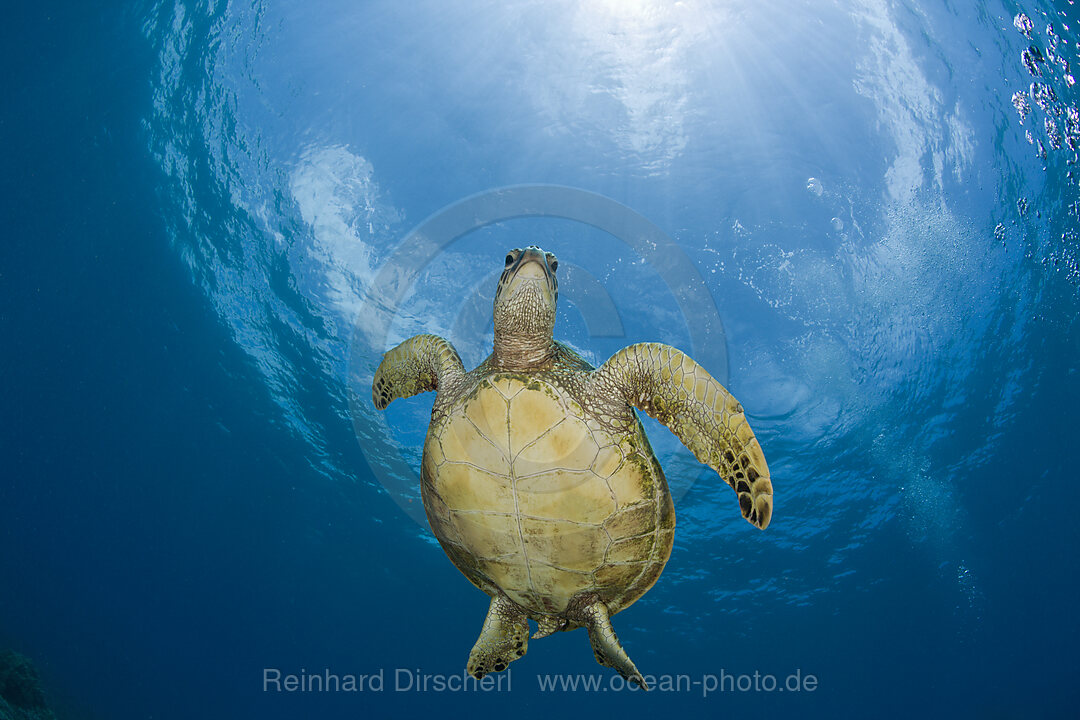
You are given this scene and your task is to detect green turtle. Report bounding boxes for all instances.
[373,245,771,689]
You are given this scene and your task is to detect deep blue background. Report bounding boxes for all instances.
[2,1,1079,718]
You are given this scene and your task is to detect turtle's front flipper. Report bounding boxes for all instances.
[590,343,773,529]
[567,595,648,690]
[466,593,529,679]
[373,334,465,410]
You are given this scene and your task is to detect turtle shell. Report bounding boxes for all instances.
[421,373,675,617]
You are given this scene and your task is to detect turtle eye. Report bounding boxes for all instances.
[505,253,514,266]
[546,253,558,272]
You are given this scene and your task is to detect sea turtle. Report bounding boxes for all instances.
[373,246,772,689]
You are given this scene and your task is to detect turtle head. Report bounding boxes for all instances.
[492,246,559,368]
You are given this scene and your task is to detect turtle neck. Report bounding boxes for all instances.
[492,331,556,370]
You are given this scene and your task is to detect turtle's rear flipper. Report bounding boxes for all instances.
[568,594,648,690]
[467,593,529,679]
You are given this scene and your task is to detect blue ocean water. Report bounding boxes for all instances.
[2,0,1079,717]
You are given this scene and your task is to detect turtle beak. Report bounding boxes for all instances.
[503,246,558,301]
[514,253,549,280]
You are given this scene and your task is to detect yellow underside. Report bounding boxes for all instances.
[422,375,674,616]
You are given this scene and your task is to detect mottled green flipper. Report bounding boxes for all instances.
[590,342,773,529]
[567,595,647,690]
[372,334,465,410]
[466,593,530,679]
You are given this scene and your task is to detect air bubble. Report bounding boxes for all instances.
[806,177,823,196]
[1046,117,1062,150]
[830,217,844,231]
[1023,46,1045,76]
[1014,13,1034,36]
[1012,91,1031,123]
[1030,81,1057,113]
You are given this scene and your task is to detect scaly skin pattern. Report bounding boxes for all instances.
[465,593,530,679]
[589,342,772,529]
[372,334,466,412]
